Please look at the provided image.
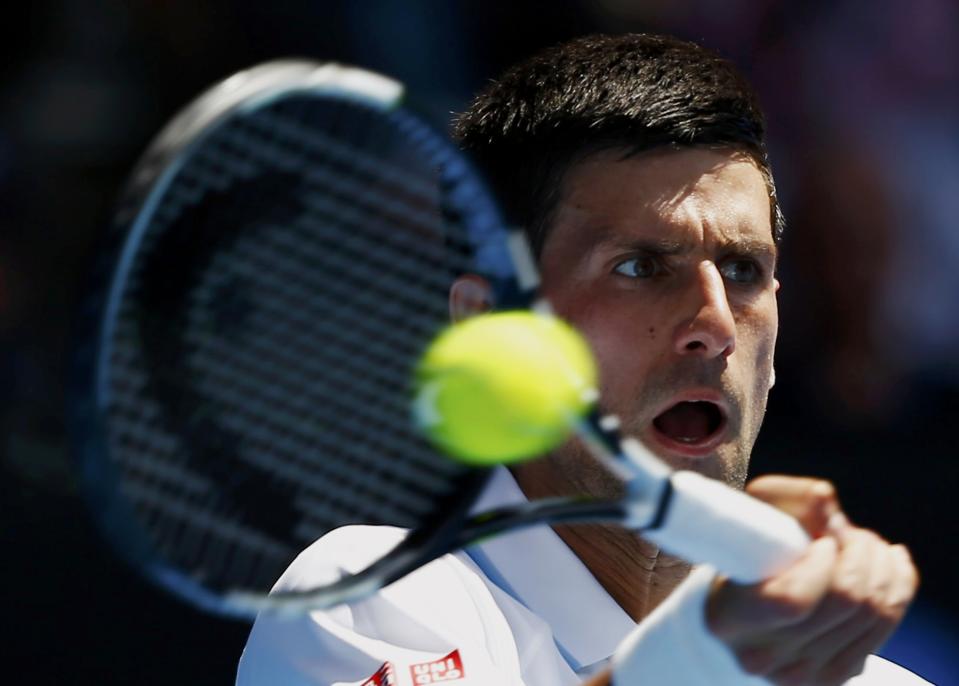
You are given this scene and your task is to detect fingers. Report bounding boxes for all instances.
[765,546,910,686]
[708,536,838,639]
[761,530,900,683]
[886,544,921,620]
[746,476,844,537]
[708,476,920,685]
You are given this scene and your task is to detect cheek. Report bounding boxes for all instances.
[736,298,779,388]
[565,304,660,402]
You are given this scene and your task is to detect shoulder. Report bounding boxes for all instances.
[272,524,507,637]
[301,525,517,634]
[236,525,527,685]
[849,656,933,685]
[272,524,407,591]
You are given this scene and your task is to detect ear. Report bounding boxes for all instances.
[771,278,780,389]
[449,274,494,322]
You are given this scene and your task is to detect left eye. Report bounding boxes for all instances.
[719,259,761,284]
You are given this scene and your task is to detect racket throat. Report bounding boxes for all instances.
[575,411,673,530]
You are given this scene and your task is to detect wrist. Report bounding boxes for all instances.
[612,565,761,686]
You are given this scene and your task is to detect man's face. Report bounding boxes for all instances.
[537,147,778,491]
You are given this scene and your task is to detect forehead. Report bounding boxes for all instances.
[544,147,774,256]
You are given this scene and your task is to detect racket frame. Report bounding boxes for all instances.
[74,60,810,622]
[72,60,499,618]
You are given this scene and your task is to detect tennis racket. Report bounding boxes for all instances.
[71,60,808,621]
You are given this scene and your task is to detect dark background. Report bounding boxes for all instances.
[3,1,957,683]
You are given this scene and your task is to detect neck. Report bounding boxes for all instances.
[510,458,691,622]
[551,522,690,621]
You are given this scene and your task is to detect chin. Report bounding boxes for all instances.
[660,452,721,477]
[656,448,749,489]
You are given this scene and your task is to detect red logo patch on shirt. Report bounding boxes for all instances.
[409,650,464,684]
[360,661,396,686]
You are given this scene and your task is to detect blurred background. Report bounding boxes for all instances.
[2,1,956,683]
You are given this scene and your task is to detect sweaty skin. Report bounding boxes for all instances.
[508,147,779,620]
[537,147,777,485]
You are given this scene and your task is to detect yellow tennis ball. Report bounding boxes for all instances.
[413,310,598,466]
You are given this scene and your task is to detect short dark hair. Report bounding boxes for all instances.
[453,33,784,253]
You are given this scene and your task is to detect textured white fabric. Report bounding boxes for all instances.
[237,468,930,685]
[612,565,932,685]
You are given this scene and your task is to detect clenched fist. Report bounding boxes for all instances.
[706,476,919,686]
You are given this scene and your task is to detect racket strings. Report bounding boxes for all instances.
[176,349,451,495]
[225,235,447,360]
[243,107,479,286]
[189,101,475,333]
[173,116,469,465]
[285,98,441,195]
[232,103,447,228]
[125,458,294,592]
[178,276,416,415]
[103,93,493,593]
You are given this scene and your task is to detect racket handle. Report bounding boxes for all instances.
[645,470,810,584]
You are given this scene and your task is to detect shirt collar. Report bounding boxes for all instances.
[468,467,636,669]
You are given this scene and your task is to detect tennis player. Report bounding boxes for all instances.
[237,34,926,685]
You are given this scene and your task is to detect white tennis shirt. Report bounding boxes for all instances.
[236,468,931,685]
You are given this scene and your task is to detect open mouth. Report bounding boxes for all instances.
[652,400,726,447]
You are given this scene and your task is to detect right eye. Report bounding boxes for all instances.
[613,256,662,279]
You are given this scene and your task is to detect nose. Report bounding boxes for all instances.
[672,261,736,358]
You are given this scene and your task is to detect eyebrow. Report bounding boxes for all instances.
[588,227,685,254]
[598,236,778,263]
[722,239,779,262]
[612,237,686,255]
